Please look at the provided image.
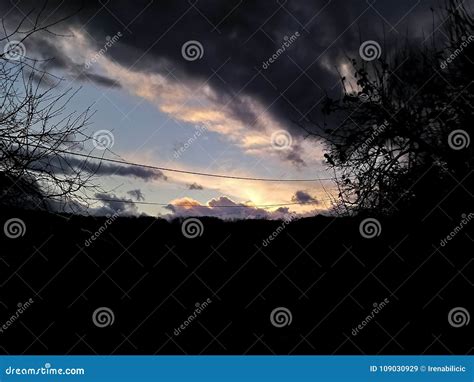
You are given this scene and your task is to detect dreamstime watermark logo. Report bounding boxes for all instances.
[181,218,204,239]
[271,130,292,150]
[0,298,34,335]
[352,298,390,336]
[84,212,119,247]
[173,298,212,336]
[3,40,26,60]
[270,307,292,328]
[5,363,85,376]
[92,307,115,328]
[262,213,297,247]
[448,129,470,150]
[85,32,122,69]
[359,40,381,61]
[92,129,115,150]
[359,218,382,239]
[3,218,26,239]
[262,31,300,70]
[440,34,474,69]
[173,125,207,159]
[352,120,387,157]
[447,307,470,328]
[440,213,473,247]
[181,40,204,61]
[359,92,381,103]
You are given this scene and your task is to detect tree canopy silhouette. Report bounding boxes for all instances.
[305,0,473,215]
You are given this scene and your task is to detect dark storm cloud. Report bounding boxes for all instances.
[92,192,139,216]
[90,160,167,181]
[188,182,204,190]
[2,0,437,131]
[46,193,142,216]
[28,151,167,181]
[292,190,319,204]
[284,143,307,167]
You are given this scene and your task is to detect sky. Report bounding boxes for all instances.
[0,0,442,218]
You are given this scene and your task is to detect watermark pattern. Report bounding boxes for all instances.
[84,212,119,247]
[440,213,473,247]
[0,0,472,359]
[440,34,474,69]
[270,307,292,328]
[359,93,370,102]
[359,40,381,61]
[173,125,207,159]
[92,307,115,328]
[359,218,382,239]
[3,218,26,239]
[181,218,204,239]
[352,121,387,157]
[0,298,34,335]
[92,129,115,150]
[262,213,297,247]
[448,129,470,150]
[352,298,390,336]
[3,40,26,60]
[174,298,212,336]
[262,31,300,70]
[447,307,470,328]
[271,130,292,150]
[359,92,381,103]
[181,40,204,61]
[85,32,122,69]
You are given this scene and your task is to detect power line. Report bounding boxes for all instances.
[86,197,335,208]
[38,145,338,182]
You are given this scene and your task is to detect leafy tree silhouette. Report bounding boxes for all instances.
[305,0,473,215]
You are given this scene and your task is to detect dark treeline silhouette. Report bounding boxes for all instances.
[0,206,472,354]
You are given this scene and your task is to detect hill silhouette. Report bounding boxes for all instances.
[1,177,472,354]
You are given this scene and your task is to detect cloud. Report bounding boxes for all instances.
[127,189,145,201]
[26,34,122,89]
[164,196,294,220]
[136,155,337,215]
[78,72,121,88]
[188,182,204,190]
[91,160,167,181]
[291,190,319,204]
[28,152,167,181]
[91,193,139,216]
[283,143,307,167]
[1,0,437,164]
[45,192,139,216]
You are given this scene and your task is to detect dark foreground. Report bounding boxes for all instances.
[0,206,472,355]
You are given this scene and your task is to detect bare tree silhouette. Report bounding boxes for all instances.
[302,0,473,214]
[0,5,100,211]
